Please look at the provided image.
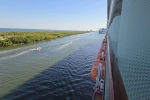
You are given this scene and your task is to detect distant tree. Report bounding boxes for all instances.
[0,31,87,47]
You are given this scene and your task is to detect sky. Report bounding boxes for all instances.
[0,0,107,31]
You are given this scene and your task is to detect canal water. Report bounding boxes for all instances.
[0,32,105,100]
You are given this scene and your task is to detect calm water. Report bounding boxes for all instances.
[0,32,105,100]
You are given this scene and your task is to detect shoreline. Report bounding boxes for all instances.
[0,31,88,47]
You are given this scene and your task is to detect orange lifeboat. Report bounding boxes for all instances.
[90,61,99,80]
[90,38,106,81]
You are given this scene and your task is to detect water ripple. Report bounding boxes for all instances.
[1,41,101,100]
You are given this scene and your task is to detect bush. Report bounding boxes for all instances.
[0,40,13,46]
[0,31,88,47]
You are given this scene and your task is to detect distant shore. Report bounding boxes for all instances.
[0,31,88,47]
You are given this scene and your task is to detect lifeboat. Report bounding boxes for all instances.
[91,38,106,100]
[90,39,106,81]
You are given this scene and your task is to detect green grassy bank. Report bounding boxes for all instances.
[0,31,87,47]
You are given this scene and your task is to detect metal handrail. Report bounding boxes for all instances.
[105,34,128,100]
[107,0,117,27]
[105,34,115,100]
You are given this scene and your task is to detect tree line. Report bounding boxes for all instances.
[0,31,87,47]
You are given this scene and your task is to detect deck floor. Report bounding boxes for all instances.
[94,94,103,100]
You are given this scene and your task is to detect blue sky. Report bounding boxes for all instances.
[0,0,107,31]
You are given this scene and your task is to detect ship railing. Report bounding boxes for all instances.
[104,34,128,100]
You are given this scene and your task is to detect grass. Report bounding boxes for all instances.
[0,31,88,47]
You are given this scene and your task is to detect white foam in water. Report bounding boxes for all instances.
[0,48,22,55]
[73,38,80,41]
[55,42,72,51]
[0,48,39,61]
[0,46,35,55]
